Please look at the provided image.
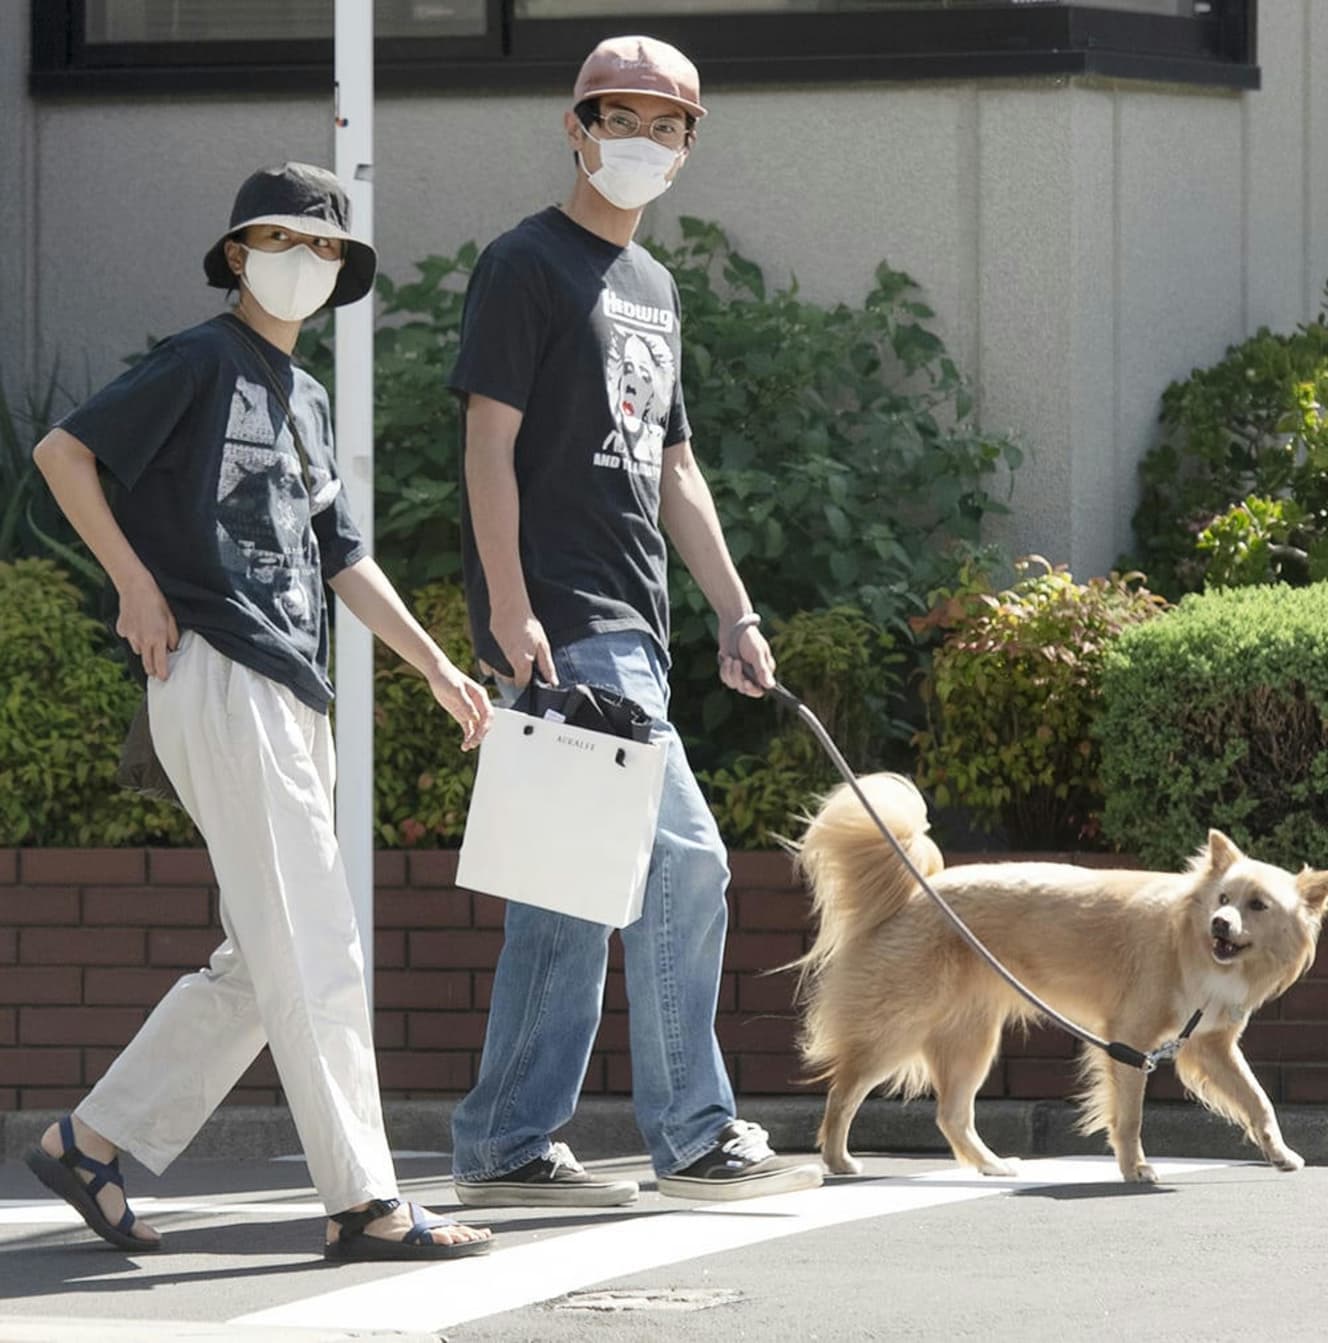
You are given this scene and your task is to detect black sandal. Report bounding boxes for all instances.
[25,1115,161,1252]
[324,1197,492,1263]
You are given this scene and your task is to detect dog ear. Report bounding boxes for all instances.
[1296,868,1328,914]
[1206,830,1243,874]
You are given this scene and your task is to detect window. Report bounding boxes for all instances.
[83,0,487,43]
[30,1,1258,96]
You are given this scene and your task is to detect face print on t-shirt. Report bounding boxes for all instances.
[215,375,328,635]
[598,289,675,474]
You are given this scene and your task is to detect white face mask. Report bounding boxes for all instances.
[240,244,341,322]
[579,135,681,211]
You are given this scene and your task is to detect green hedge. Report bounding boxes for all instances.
[1098,582,1328,868]
[913,558,1165,850]
[0,559,196,846]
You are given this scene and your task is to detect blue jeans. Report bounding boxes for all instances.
[451,629,737,1178]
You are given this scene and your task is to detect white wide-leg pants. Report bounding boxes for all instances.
[77,632,398,1215]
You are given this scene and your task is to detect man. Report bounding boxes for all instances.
[449,36,824,1206]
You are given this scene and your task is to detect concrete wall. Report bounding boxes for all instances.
[4,1,1327,579]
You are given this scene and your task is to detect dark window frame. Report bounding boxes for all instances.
[30,1,1259,98]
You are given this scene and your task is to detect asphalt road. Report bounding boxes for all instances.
[0,1150,1321,1341]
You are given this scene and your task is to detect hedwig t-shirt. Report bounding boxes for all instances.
[449,206,691,674]
[60,314,366,712]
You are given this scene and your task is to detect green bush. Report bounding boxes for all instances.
[1098,582,1328,869]
[1129,316,1328,598]
[649,219,1018,766]
[702,607,900,847]
[373,581,480,846]
[913,557,1165,850]
[0,558,196,846]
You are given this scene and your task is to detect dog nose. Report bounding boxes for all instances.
[1211,911,1236,936]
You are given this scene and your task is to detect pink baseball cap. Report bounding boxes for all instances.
[573,35,707,120]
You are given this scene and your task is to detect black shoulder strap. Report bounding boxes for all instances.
[222,315,313,491]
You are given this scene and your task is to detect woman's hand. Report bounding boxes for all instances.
[116,574,180,681]
[427,662,494,751]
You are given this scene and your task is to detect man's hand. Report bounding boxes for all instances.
[427,663,494,752]
[116,574,179,681]
[718,622,776,698]
[490,603,558,690]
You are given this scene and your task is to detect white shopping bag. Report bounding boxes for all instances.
[457,705,669,928]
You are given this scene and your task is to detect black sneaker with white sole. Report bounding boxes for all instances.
[656,1120,824,1201]
[454,1142,639,1208]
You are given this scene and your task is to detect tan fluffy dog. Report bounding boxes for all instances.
[794,773,1328,1183]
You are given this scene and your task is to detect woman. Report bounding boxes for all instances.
[27,162,493,1262]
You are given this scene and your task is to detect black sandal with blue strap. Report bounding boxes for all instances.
[325,1197,492,1263]
[25,1115,160,1252]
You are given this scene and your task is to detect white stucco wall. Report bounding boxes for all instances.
[4,1,1326,581]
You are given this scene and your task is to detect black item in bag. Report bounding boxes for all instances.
[116,693,183,808]
[511,678,654,743]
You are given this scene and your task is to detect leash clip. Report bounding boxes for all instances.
[1144,1008,1205,1072]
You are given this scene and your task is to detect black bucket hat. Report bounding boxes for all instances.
[203,162,377,309]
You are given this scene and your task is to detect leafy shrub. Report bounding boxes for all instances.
[1195,495,1306,589]
[1098,582,1328,869]
[1129,317,1328,598]
[649,219,1020,766]
[0,559,196,846]
[913,557,1165,850]
[702,607,900,847]
[373,581,481,846]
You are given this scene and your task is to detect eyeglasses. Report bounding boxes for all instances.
[590,108,692,150]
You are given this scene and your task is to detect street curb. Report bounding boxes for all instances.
[5,1096,1327,1167]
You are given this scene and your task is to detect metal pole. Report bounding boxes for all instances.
[334,0,375,1007]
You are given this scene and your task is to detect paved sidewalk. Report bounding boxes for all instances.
[2,1150,1326,1340]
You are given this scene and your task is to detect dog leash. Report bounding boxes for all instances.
[758,672,1203,1072]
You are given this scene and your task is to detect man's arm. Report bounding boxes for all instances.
[463,393,557,687]
[32,428,179,681]
[659,438,775,696]
[328,556,492,749]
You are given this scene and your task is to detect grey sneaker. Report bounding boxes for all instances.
[656,1120,824,1201]
[454,1142,639,1208]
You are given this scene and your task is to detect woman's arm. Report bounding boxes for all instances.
[328,556,492,749]
[33,428,179,681]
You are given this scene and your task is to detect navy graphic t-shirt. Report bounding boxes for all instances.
[449,206,690,674]
[60,314,366,711]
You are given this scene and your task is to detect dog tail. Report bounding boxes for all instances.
[789,772,942,989]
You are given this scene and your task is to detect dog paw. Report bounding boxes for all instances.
[1270,1148,1304,1172]
[980,1158,1020,1178]
[1122,1162,1159,1184]
[823,1153,862,1176]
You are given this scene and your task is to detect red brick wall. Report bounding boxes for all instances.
[1,847,1324,1111]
